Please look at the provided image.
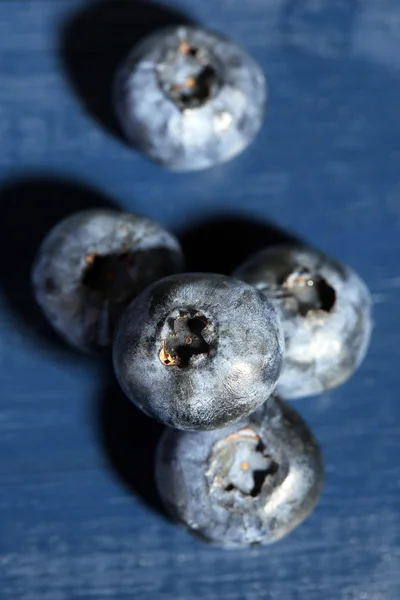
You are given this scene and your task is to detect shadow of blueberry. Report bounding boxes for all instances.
[59,0,195,142]
[0,176,118,360]
[96,366,166,515]
[179,215,302,274]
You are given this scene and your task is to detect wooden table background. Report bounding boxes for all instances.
[1,1,399,598]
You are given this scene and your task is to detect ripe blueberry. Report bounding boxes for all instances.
[234,245,372,398]
[156,394,324,547]
[32,209,183,352]
[114,26,266,171]
[112,273,284,430]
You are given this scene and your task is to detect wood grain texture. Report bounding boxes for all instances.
[0,1,400,598]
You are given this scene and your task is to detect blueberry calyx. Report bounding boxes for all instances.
[156,40,221,110]
[274,268,336,317]
[159,311,210,368]
[82,251,136,303]
[207,428,279,501]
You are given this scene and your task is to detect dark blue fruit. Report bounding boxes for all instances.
[234,245,372,398]
[113,273,284,430]
[114,26,266,171]
[32,209,183,352]
[156,394,324,547]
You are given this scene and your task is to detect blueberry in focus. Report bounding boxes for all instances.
[32,209,183,352]
[234,245,372,398]
[113,273,284,430]
[156,394,324,547]
[114,26,267,171]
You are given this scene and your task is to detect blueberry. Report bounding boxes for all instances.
[156,394,324,547]
[113,273,284,430]
[32,209,183,352]
[234,245,372,398]
[114,26,266,171]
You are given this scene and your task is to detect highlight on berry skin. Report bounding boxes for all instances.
[32,209,183,353]
[234,244,372,399]
[114,25,267,172]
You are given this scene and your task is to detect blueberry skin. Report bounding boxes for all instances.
[113,273,284,430]
[156,394,324,547]
[234,245,372,398]
[114,26,267,172]
[32,209,183,353]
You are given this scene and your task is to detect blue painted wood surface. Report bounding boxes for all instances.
[1,1,399,598]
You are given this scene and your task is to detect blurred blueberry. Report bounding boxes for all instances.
[234,245,372,398]
[113,273,284,430]
[32,209,183,353]
[156,394,324,547]
[114,26,266,171]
